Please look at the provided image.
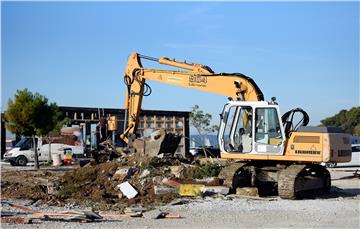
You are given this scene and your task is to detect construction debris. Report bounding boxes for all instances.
[129,128,182,158]
[201,186,229,196]
[140,169,150,178]
[1,201,104,223]
[1,216,33,224]
[117,182,138,199]
[179,184,205,197]
[151,210,182,219]
[236,187,259,197]
[169,199,190,206]
[154,185,178,195]
[162,178,181,188]
[170,166,184,178]
[1,136,246,217]
[113,167,137,181]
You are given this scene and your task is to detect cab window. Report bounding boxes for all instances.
[222,106,253,153]
[255,108,282,145]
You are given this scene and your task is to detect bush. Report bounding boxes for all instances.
[182,163,224,179]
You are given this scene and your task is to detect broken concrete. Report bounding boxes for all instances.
[195,177,222,186]
[113,167,138,180]
[154,185,178,195]
[130,128,182,158]
[152,176,164,184]
[236,187,259,197]
[162,178,181,188]
[113,167,130,180]
[170,166,184,178]
[201,186,229,196]
[140,169,150,179]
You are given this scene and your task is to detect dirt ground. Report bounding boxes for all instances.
[1,163,359,228]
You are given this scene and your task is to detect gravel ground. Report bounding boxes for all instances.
[1,165,360,228]
[2,197,359,228]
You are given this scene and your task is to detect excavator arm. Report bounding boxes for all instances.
[120,52,264,143]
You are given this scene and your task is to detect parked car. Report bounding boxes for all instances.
[344,144,360,167]
[5,139,15,151]
[3,127,85,166]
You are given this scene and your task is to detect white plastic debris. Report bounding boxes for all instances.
[117,181,138,199]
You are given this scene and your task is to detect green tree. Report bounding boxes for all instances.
[5,89,62,169]
[190,105,219,157]
[321,107,360,135]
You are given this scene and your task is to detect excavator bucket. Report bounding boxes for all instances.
[129,128,182,158]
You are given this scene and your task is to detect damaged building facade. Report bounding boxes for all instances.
[0,107,190,157]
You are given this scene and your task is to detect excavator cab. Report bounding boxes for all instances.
[219,101,286,155]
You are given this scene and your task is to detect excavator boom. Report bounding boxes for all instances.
[121,52,264,143]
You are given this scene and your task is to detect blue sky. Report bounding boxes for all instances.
[1,2,359,129]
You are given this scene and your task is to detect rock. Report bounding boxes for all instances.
[195,177,222,186]
[152,176,164,184]
[154,211,181,219]
[236,187,259,197]
[170,199,190,205]
[201,186,229,196]
[170,166,183,178]
[118,193,123,199]
[145,210,181,219]
[46,182,58,195]
[113,167,130,180]
[117,182,138,199]
[163,166,171,172]
[113,167,138,180]
[154,185,178,195]
[140,178,147,187]
[32,200,43,207]
[127,167,138,178]
[161,178,181,188]
[140,169,150,179]
[179,184,204,197]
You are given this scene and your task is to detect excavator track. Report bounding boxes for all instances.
[278,165,306,199]
[278,164,331,199]
[218,162,247,188]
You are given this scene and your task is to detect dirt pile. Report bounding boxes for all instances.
[54,156,218,210]
[1,170,59,201]
[1,153,227,211]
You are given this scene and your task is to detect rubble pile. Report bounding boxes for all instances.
[2,130,265,217]
[1,145,277,225]
[54,153,229,210]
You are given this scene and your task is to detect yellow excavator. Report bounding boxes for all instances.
[120,52,352,199]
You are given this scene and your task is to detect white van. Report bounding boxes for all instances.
[3,127,85,166]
